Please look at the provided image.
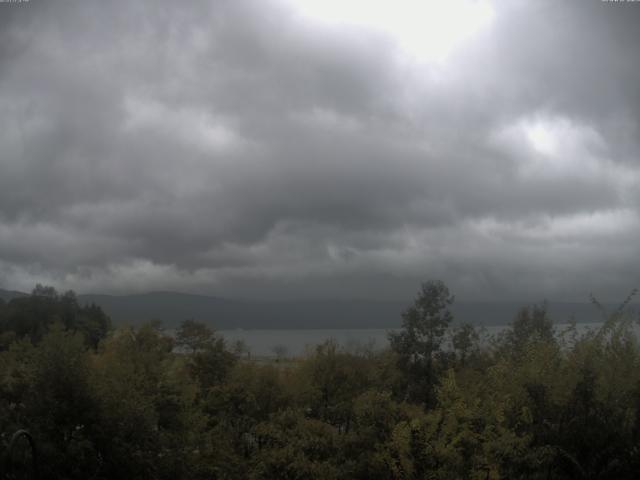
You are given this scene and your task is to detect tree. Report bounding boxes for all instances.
[504,302,555,356]
[25,325,101,478]
[451,323,479,365]
[0,285,110,348]
[90,322,202,480]
[188,338,237,390]
[300,340,371,429]
[76,302,111,349]
[176,319,214,353]
[389,280,454,406]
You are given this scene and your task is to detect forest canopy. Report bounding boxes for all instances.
[1,282,640,479]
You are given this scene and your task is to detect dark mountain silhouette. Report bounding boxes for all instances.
[1,288,626,329]
[0,288,28,302]
[77,292,408,329]
[72,292,626,329]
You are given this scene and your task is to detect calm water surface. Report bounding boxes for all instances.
[219,322,607,357]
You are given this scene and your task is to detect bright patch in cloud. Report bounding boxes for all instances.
[525,122,559,156]
[491,114,609,177]
[472,209,639,243]
[288,0,495,62]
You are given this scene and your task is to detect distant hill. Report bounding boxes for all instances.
[2,288,630,329]
[0,288,28,302]
[76,292,624,329]
[78,292,408,329]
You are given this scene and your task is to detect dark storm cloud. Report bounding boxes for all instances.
[1,0,639,301]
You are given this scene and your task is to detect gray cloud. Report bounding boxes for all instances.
[1,0,639,302]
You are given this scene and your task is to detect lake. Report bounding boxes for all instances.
[219,322,607,357]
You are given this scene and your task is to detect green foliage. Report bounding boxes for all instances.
[501,302,556,356]
[3,282,640,479]
[389,280,455,406]
[176,319,215,353]
[451,322,480,365]
[185,334,237,392]
[0,285,111,349]
[300,340,372,427]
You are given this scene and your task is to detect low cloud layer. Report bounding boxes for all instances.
[1,0,639,301]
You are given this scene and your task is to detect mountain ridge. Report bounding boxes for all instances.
[2,288,630,329]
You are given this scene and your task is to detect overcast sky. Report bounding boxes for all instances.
[1,0,639,301]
